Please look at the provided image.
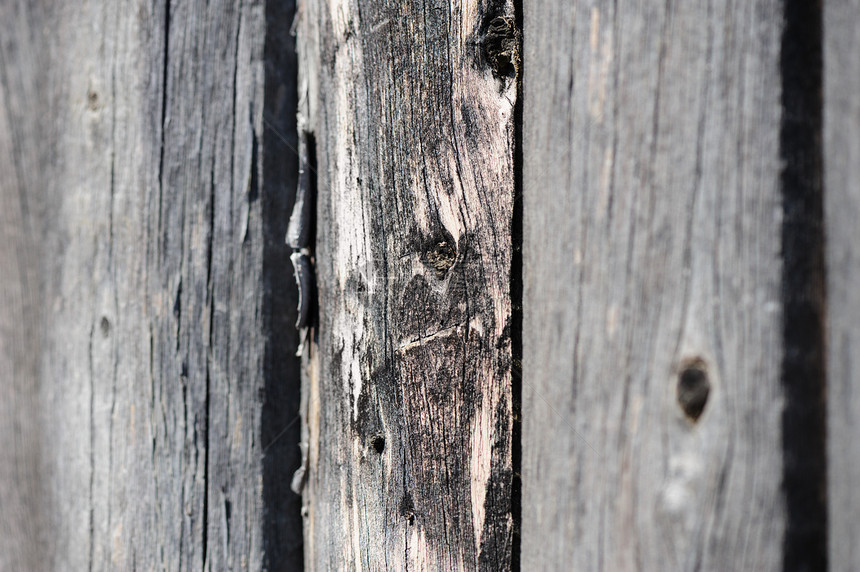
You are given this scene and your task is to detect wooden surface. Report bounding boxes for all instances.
[7,1,304,569]
[0,2,47,569]
[825,0,860,569]
[0,0,846,569]
[296,0,518,568]
[520,1,819,569]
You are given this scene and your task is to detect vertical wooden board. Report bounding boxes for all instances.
[38,4,127,567]
[522,1,787,569]
[825,0,860,569]
[296,0,517,568]
[0,2,46,568]
[35,1,299,568]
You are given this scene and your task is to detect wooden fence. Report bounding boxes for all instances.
[0,0,856,570]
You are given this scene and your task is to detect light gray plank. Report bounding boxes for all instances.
[0,2,47,568]
[34,1,302,569]
[825,0,860,569]
[522,1,790,569]
[296,0,518,568]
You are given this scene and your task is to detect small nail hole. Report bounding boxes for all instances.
[399,494,415,525]
[370,434,385,454]
[87,89,99,110]
[677,358,710,421]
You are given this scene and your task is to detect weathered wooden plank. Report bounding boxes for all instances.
[0,2,47,569]
[296,0,518,568]
[522,1,796,569]
[33,1,302,569]
[825,0,860,569]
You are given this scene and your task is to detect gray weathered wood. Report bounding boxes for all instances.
[825,0,860,569]
[522,1,796,569]
[0,2,47,569]
[18,1,303,569]
[296,0,518,568]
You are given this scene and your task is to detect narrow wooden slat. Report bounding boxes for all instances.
[34,1,301,568]
[0,2,46,568]
[296,0,518,568]
[825,0,860,569]
[522,2,789,568]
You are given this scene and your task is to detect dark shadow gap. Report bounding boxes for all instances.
[261,1,304,569]
[779,1,827,570]
[510,0,523,570]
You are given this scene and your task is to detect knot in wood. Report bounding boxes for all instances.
[677,358,711,422]
[399,494,415,526]
[369,434,385,454]
[426,241,457,276]
[87,89,100,111]
[482,16,521,78]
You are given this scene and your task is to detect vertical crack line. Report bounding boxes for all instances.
[202,169,216,570]
[510,0,523,570]
[108,1,118,271]
[779,1,827,570]
[160,0,170,145]
[231,4,242,197]
[202,366,211,570]
[88,323,96,572]
[157,0,171,257]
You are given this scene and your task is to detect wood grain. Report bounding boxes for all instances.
[296,0,518,568]
[30,1,303,569]
[522,1,791,569]
[825,0,860,569]
[0,2,47,568]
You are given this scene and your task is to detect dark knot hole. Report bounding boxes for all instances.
[369,434,385,454]
[677,358,711,422]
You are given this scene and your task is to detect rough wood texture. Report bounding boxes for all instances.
[27,1,302,569]
[522,2,798,569]
[0,2,47,569]
[825,0,860,569]
[296,0,518,568]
